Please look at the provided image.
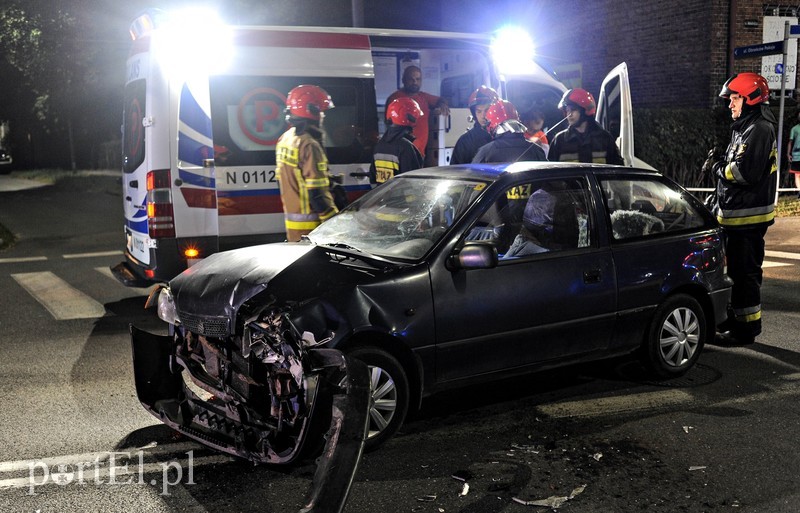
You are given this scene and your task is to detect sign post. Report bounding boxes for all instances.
[734,22,800,202]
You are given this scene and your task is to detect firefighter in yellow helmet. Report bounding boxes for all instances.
[276,85,339,242]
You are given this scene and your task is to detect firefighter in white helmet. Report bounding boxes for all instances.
[276,85,339,242]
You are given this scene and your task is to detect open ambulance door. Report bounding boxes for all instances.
[596,62,637,168]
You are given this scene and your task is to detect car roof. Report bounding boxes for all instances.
[400,162,663,183]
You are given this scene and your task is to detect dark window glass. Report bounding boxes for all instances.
[122,80,146,173]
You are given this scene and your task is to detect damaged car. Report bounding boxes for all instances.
[131,162,732,463]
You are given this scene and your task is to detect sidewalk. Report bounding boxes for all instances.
[0,175,49,192]
[766,216,800,252]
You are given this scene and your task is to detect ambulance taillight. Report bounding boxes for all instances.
[146,169,175,239]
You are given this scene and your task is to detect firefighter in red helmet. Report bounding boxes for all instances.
[275,84,339,242]
[705,72,777,346]
[548,88,623,165]
[471,100,546,163]
[369,97,424,184]
[450,86,499,165]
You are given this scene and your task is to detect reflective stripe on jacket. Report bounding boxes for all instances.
[548,120,624,165]
[276,127,337,235]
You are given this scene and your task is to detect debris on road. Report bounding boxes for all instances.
[513,484,587,508]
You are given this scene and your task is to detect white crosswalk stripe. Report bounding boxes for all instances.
[11,271,107,320]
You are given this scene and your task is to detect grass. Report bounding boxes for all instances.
[776,195,800,217]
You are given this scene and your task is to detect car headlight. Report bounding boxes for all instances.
[157,287,180,325]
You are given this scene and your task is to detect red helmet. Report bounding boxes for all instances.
[386,97,423,126]
[558,88,596,116]
[485,100,519,134]
[719,73,770,105]
[286,85,334,121]
[468,86,499,110]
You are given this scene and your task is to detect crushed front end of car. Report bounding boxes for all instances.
[131,290,370,512]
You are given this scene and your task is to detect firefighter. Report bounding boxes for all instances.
[369,97,424,184]
[707,72,777,345]
[548,88,623,165]
[472,100,546,163]
[450,86,499,165]
[275,85,339,242]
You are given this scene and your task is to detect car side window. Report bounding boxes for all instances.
[467,177,592,259]
[600,177,706,240]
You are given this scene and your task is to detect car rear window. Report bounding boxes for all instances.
[599,177,706,240]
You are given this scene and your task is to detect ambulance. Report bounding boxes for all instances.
[112,8,637,287]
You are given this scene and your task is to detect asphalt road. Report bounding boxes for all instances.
[1,173,800,513]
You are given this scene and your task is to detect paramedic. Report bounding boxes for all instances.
[707,72,777,346]
[522,110,550,157]
[548,88,623,165]
[369,97,424,184]
[276,85,339,242]
[386,65,450,160]
[472,100,546,163]
[450,86,499,165]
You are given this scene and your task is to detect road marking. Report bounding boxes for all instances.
[11,271,106,320]
[765,250,800,260]
[94,266,153,292]
[536,389,693,418]
[0,256,47,264]
[0,442,232,492]
[763,260,792,268]
[63,250,123,259]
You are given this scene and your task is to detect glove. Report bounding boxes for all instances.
[700,147,721,176]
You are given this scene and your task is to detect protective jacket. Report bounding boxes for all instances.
[712,105,777,229]
[369,125,424,184]
[548,120,623,165]
[451,124,492,165]
[472,132,546,164]
[276,125,338,241]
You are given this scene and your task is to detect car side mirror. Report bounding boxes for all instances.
[448,243,498,270]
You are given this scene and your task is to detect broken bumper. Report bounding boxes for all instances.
[130,325,370,512]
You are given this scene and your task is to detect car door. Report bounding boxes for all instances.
[596,62,635,167]
[430,174,617,384]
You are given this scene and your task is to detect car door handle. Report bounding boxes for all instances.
[583,269,602,284]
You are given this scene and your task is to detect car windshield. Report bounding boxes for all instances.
[309,176,487,260]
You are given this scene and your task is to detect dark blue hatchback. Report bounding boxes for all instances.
[134,162,732,456]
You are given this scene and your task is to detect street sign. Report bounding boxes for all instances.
[791,24,800,36]
[733,40,784,58]
[776,63,784,73]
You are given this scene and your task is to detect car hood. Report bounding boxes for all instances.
[169,242,389,335]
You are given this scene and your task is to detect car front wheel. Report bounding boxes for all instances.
[346,346,409,451]
[641,294,706,378]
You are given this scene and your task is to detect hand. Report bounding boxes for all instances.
[700,147,721,176]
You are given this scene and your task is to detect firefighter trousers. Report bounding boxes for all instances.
[723,225,768,337]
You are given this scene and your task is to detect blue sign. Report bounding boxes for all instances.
[733,41,784,58]
[776,63,784,74]
[791,24,800,36]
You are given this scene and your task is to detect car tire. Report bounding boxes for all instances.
[347,346,409,451]
[641,294,706,378]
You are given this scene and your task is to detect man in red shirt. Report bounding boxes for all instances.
[386,65,449,160]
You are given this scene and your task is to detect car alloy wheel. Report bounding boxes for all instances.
[347,346,409,451]
[642,294,706,378]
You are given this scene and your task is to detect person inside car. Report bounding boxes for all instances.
[502,188,554,258]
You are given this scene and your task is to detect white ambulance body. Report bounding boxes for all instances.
[113,9,634,286]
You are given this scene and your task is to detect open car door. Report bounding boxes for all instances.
[596,62,638,167]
